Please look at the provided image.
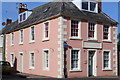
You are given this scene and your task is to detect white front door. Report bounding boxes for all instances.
[88,50,97,76]
[19,53,23,72]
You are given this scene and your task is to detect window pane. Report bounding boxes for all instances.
[20,15,22,22]
[71,20,79,37]
[31,53,34,67]
[103,51,109,69]
[82,2,88,10]
[23,13,26,20]
[88,23,95,39]
[44,22,49,38]
[90,2,96,11]
[31,27,34,40]
[103,25,109,40]
[20,30,23,42]
[71,50,79,70]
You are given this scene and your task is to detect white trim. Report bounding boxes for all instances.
[43,49,50,71]
[19,29,24,44]
[81,0,98,13]
[29,51,35,69]
[10,53,14,67]
[87,22,97,40]
[69,19,82,40]
[42,21,50,41]
[69,48,81,71]
[102,50,112,70]
[19,52,24,72]
[102,25,111,42]
[10,32,14,46]
[87,49,97,76]
[29,26,35,43]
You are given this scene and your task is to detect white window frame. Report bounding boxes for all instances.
[10,53,14,67]
[102,50,112,70]
[30,26,35,43]
[70,19,81,40]
[81,0,98,13]
[102,25,111,42]
[42,21,50,41]
[19,29,24,44]
[18,11,27,23]
[11,32,14,46]
[88,22,97,40]
[70,48,81,71]
[43,49,50,70]
[29,52,35,69]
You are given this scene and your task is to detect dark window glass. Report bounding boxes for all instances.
[20,15,22,22]
[82,2,88,10]
[23,13,26,20]
[90,2,96,11]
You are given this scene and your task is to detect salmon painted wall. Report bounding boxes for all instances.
[6,17,61,78]
[5,16,117,78]
[63,17,117,77]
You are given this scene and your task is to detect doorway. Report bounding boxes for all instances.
[19,53,23,72]
[88,50,97,76]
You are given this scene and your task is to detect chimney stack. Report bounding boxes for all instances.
[6,19,12,25]
[2,19,12,26]
[98,1,102,11]
[19,3,28,14]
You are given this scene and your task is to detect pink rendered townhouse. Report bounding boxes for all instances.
[2,0,118,78]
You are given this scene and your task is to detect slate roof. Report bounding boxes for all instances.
[2,2,118,34]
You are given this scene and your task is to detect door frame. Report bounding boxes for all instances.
[19,52,24,72]
[87,49,97,77]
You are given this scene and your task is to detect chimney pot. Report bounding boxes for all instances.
[6,19,12,25]
[19,3,28,14]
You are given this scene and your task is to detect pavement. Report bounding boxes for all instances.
[2,72,120,80]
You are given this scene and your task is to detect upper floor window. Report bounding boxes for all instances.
[30,26,35,42]
[70,20,81,39]
[82,0,98,13]
[19,12,27,23]
[11,32,14,45]
[43,22,49,40]
[103,25,110,41]
[88,22,97,40]
[20,30,23,44]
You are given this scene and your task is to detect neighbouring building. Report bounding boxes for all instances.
[0,31,4,61]
[2,0,118,78]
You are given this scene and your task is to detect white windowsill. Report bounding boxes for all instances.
[19,42,23,45]
[69,37,82,40]
[29,67,35,70]
[11,44,14,46]
[43,68,49,71]
[42,38,49,42]
[102,40,112,42]
[29,40,35,43]
[69,69,81,72]
[102,68,112,71]
[88,38,97,41]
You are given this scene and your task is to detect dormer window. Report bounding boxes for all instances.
[18,11,32,23]
[82,0,98,13]
[19,12,26,23]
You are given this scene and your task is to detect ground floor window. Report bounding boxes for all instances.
[30,53,35,69]
[43,49,49,70]
[70,49,80,71]
[103,51,111,70]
